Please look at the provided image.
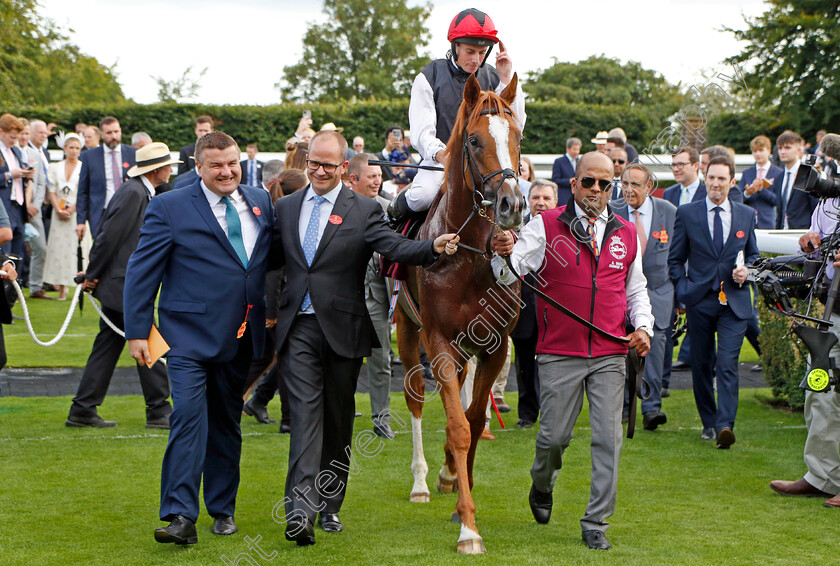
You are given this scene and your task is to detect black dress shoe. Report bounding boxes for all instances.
[716,427,736,449]
[516,419,534,428]
[319,512,343,533]
[285,518,315,546]
[146,415,170,429]
[642,411,667,431]
[65,414,117,428]
[582,529,611,550]
[661,387,670,398]
[279,422,291,434]
[243,398,277,424]
[528,484,552,524]
[700,427,716,440]
[155,515,197,545]
[212,515,237,535]
[373,422,395,439]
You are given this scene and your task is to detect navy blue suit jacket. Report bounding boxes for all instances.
[668,200,760,321]
[0,144,27,230]
[77,144,136,235]
[550,155,575,205]
[663,181,743,208]
[173,169,198,190]
[774,168,819,229]
[740,163,782,229]
[124,179,273,361]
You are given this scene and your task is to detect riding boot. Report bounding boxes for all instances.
[387,189,415,226]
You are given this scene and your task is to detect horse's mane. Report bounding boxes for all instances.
[442,89,515,192]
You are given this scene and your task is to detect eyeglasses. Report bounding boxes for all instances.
[578,177,612,191]
[670,161,692,170]
[612,159,626,165]
[306,159,342,174]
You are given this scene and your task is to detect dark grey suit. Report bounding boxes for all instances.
[69,177,171,422]
[614,196,676,414]
[270,184,438,525]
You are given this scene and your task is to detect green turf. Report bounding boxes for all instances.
[0,389,832,565]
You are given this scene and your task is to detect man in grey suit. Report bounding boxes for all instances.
[613,163,677,430]
[67,142,179,428]
[19,119,50,299]
[347,153,395,439]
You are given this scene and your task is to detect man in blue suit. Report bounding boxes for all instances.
[0,114,35,260]
[550,137,580,205]
[76,116,136,239]
[741,135,782,229]
[125,131,273,545]
[669,156,760,449]
[775,130,819,230]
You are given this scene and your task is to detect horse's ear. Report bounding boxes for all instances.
[500,73,518,105]
[464,74,481,108]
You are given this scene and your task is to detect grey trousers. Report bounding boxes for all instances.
[27,212,47,293]
[365,291,392,425]
[804,312,840,494]
[531,354,625,533]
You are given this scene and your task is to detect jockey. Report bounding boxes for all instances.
[387,7,527,223]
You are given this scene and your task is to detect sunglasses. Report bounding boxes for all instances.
[578,177,612,191]
[612,159,626,165]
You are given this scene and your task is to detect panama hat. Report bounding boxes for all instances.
[590,131,610,145]
[128,142,182,177]
[320,122,344,133]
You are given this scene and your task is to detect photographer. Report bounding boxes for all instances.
[375,125,415,183]
[770,198,840,507]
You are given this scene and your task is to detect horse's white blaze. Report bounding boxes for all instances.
[458,524,482,542]
[410,416,430,495]
[487,114,517,192]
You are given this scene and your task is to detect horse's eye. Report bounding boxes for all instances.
[469,136,479,147]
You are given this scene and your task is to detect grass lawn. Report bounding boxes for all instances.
[0,389,832,565]
[4,294,760,367]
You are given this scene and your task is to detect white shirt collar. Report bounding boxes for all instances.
[105,145,121,155]
[705,196,731,213]
[785,160,801,175]
[573,202,609,223]
[200,180,241,206]
[629,195,653,216]
[139,175,156,197]
[304,182,342,205]
[682,177,700,191]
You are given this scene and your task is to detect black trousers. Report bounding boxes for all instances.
[69,305,171,421]
[512,334,540,422]
[244,326,290,425]
[281,315,362,524]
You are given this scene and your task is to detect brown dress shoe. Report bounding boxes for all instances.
[770,478,833,497]
[824,493,840,508]
[30,290,54,300]
[480,427,496,440]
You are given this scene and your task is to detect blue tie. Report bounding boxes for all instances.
[249,161,256,186]
[780,171,791,228]
[300,195,327,311]
[221,196,248,267]
[713,206,724,255]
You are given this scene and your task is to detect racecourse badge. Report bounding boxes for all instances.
[608,235,627,260]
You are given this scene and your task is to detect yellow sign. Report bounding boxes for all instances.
[807,368,830,392]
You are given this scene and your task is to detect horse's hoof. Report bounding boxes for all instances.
[456,538,486,554]
[409,492,430,503]
[436,474,459,494]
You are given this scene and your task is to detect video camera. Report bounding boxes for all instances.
[794,132,840,199]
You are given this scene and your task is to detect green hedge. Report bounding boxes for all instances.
[707,111,797,154]
[758,299,811,411]
[9,100,671,155]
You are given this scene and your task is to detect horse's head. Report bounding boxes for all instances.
[453,73,525,230]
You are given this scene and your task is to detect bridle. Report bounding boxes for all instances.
[452,106,520,257]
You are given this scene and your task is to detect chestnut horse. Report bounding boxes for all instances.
[396,73,524,554]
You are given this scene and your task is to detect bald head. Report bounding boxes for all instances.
[575,151,613,177]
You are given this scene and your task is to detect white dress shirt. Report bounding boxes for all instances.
[200,182,259,260]
[780,161,801,228]
[297,182,342,247]
[705,196,732,245]
[680,178,701,205]
[0,141,24,205]
[103,145,122,207]
[491,206,654,333]
[139,176,157,198]
[628,195,653,240]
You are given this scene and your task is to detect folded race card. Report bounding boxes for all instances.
[761,177,773,189]
[146,325,170,368]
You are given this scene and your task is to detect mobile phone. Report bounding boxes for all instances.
[303,110,311,120]
[393,129,402,142]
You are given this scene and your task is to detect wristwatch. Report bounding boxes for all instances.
[637,325,653,337]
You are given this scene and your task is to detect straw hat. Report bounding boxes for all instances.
[320,122,344,133]
[590,131,609,145]
[128,142,182,177]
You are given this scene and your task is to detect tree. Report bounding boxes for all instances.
[152,66,208,103]
[724,0,840,136]
[0,0,125,107]
[280,0,431,103]
[524,55,686,116]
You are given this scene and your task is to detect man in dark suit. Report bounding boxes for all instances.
[0,202,17,369]
[66,142,181,429]
[177,115,214,176]
[775,130,819,229]
[240,143,264,187]
[669,156,760,448]
[173,168,198,190]
[510,179,558,428]
[550,137,581,205]
[0,114,35,261]
[614,163,677,430]
[270,130,457,545]
[76,116,136,239]
[741,135,783,229]
[125,131,273,545]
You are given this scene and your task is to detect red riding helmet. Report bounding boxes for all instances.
[448,8,499,69]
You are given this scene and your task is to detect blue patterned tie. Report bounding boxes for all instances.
[300,195,327,311]
[221,196,248,267]
[713,206,724,255]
